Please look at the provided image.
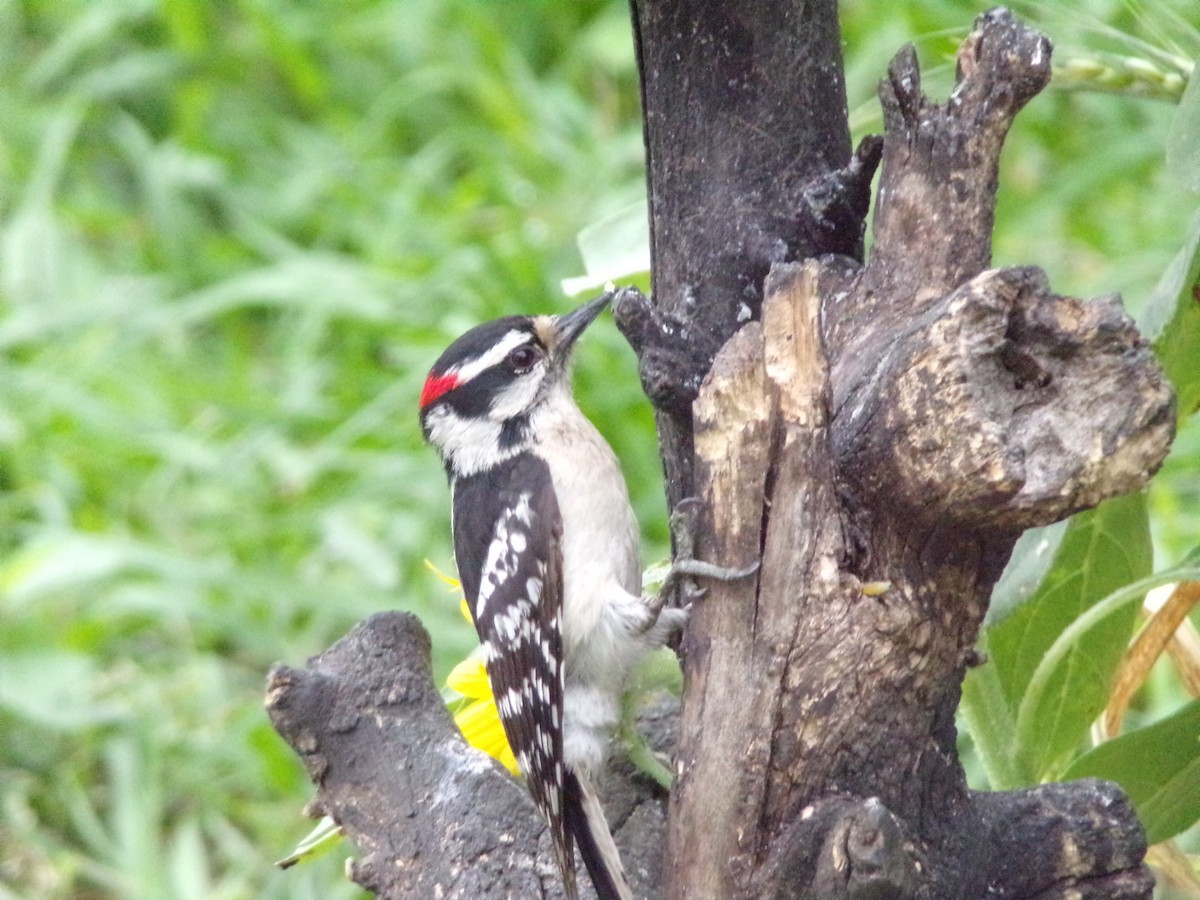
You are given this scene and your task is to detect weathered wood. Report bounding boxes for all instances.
[671,320,771,895]
[671,262,854,898]
[265,613,551,898]
[658,8,1169,899]
[832,266,1174,532]
[265,612,673,899]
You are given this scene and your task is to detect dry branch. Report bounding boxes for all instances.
[265,612,674,899]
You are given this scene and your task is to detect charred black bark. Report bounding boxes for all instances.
[617,0,868,510]
[265,612,675,899]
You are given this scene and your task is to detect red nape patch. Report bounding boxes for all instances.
[420,373,460,408]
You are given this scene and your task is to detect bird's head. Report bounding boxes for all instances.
[419,291,611,476]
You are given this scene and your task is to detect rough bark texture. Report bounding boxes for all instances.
[265,612,676,899]
[616,0,867,512]
[266,6,1176,899]
[659,8,1172,900]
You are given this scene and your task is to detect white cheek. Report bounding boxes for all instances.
[488,370,545,421]
[427,407,510,475]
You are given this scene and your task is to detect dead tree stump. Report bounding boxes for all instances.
[266,7,1174,898]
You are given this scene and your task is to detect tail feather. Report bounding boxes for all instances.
[550,822,578,900]
[564,769,633,900]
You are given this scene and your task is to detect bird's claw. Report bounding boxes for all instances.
[661,498,759,603]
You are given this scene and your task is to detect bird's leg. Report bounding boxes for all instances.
[655,497,759,610]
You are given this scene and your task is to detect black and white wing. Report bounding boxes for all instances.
[451,453,573,896]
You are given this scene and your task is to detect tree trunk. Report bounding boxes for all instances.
[265,6,1174,898]
[616,0,867,513]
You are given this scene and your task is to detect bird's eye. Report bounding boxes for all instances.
[507,346,539,373]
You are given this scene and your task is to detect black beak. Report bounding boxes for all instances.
[553,290,613,356]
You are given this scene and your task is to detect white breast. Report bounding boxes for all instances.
[531,387,641,657]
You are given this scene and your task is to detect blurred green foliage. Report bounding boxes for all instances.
[0,1,1197,898]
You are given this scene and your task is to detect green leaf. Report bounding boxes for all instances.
[1063,699,1200,844]
[0,651,127,730]
[985,520,1069,627]
[960,642,1029,789]
[1166,58,1200,193]
[984,494,1153,780]
[1014,563,1200,773]
[275,816,345,869]
[560,200,651,296]
[964,553,1200,790]
[1138,209,1200,424]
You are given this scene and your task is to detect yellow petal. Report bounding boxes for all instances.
[446,656,492,699]
[455,698,520,776]
[495,743,518,775]
[423,558,462,592]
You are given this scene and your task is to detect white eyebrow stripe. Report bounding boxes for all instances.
[449,329,532,385]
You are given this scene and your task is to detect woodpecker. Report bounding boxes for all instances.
[419,291,684,900]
